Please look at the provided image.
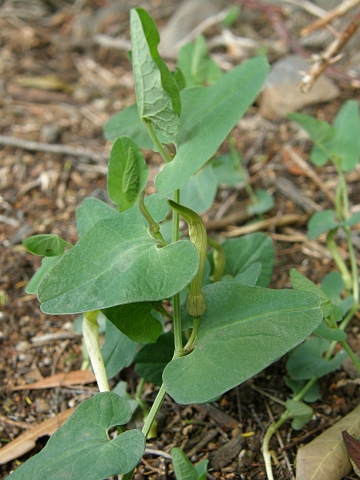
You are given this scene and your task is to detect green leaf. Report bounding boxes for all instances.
[321,271,353,316]
[212,153,244,186]
[155,56,269,195]
[108,136,148,212]
[247,188,274,215]
[104,103,153,147]
[25,256,62,294]
[163,282,322,404]
[131,8,181,137]
[38,198,198,314]
[23,234,72,257]
[221,262,262,286]
[231,263,262,285]
[288,101,360,171]
[171,447,208,480]
[102,320,138,379]
[290,268,332,317]
[286,399,314,430]
[287,113,336,166]
[135,331,174,385]
[308,210,360,239]
[177,35,223,87]
[286,336,347,380]
[112,380,140,413]
[76,197,119,237]
[285,377,321,403]
[180,165,218,213]
[333,100,360,171]
[221,234,274,287]
[103,302,162,344]
[222,5,241,27]
[313,320,346,341]
[8,392,145,479]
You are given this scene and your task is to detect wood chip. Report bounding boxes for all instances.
[0,409,75,465]
[11,370,96,391]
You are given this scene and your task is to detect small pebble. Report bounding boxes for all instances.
[35,398,51,414]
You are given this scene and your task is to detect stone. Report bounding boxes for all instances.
[259,54,339,120]
[159,0,227,57]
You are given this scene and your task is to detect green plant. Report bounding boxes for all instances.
[261,102,360,480]
[12,8,324,480]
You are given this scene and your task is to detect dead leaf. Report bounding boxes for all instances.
[11,370,96,391]
[15,75,73,93]
[0,408,75,465]
[296,404,360,480]
[342,431,360,477]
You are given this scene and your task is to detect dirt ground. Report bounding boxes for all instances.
[0,1,360,479]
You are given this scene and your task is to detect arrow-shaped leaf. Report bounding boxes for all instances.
[155,56,269,195]
[163,282,322,404]
[38,198,198,314]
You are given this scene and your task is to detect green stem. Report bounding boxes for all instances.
[228,135,256,203]
[141,384,166,438]
[82,311,110,393]
[326,231,352,291]
[262,409,291,480]
[138,191,167,245]
[293,377,318,402]
[345,226,359,305]
[183,317,200,352]
[135,377,146,401]
[143,120,172,164]
[340,340,360,373]
[122,384,167,480]
[172,189,180,243]
[172,293,183,356]
[207,236,225,282]
[172,189,183,356]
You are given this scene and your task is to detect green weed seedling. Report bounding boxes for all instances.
[261,103,360,480]
[13,8,324,480]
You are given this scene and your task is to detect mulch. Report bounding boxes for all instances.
[1,1,359,479]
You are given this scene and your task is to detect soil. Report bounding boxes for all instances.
[0,1,359,479]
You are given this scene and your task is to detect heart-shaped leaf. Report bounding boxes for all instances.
[285,399,313,430]
[76,198,119,237]
[7,392,145,479]
[25,256,62,294]
[286,336,347,380]
[290,268,333,317]
[38,198,198,314]
[163,282,322,404]
[308,210,360,239]
[155,56,269,195]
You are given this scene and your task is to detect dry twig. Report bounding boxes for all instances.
[301,0,360,36]
[300,10,360,91]
[0,135,107,163]
[282,145,335,203]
